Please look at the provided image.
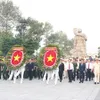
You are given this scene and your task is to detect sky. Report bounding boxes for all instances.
[11,0,100,54]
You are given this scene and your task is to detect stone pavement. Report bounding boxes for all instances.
[95,90,100,100]
[0,79,100,100]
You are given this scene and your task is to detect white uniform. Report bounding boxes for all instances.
[8,64,26,84]
[93,62,100,83]
[43,67,59,85]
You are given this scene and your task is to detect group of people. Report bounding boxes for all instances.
[58,57,100,84]
[0,58,43,82]
[0,56,100,85]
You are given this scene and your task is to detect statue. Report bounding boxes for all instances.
[71,28,87,58]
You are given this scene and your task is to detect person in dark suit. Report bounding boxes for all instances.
[58,59,64,82]
[86,59,92,81]
[26,59,35,80]
[79,59,86,83]
[37,67,43,79]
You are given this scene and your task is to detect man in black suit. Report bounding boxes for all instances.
[79,59,86,83]
[26,59,35,80]
[58,59,64,82]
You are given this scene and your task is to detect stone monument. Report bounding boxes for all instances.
[71,28,87,58]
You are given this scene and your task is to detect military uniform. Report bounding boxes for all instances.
[73,61,77,81]
[93,62,100,84]
[0,62,2,79]
[0,60,7,79]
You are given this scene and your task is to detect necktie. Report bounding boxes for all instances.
[69,63,70,70]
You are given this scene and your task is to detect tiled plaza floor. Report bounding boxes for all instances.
[0,79,99,100]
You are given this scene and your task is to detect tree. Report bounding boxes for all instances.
[0,0,22,55]
[25,17,44,40]
[0,31,13,51]
[23,39,39,56]
[46,31,73,56]
[1,35,22,56]
[0,0,21,32]
[42,22,53,45]
[16,17,51,56]
[16,18,28,45]
[0,51,3,56]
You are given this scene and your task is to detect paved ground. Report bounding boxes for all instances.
[95,90,100,100]
[0,78,100,100]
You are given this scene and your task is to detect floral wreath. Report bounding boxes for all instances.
[6,45,26,70]
[37,44,61,71]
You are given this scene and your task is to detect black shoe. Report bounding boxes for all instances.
[29,78,32,80]
[70,81,72,83]
[73,79,75,81]
[69,81,72,83]
[94,82,96,84]
[79,81,81,83]
[97,82,99,84]
[82,81,84,83]
[60,79,62,82]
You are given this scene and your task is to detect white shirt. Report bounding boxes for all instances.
[64,62,73,70]
[63,62,68,71]
[86,62,93,70]
[77,62,79,69]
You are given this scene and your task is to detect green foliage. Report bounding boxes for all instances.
[16,18,28,44]
[1,36,22,56]
[45,31,73,57]
[0,0,74,63]
[23,39,39,56]
[24,17,44,42]
[15,18,54,57]
[0,0,21,32]
[0,51,3,56]
[37,44,61,71]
